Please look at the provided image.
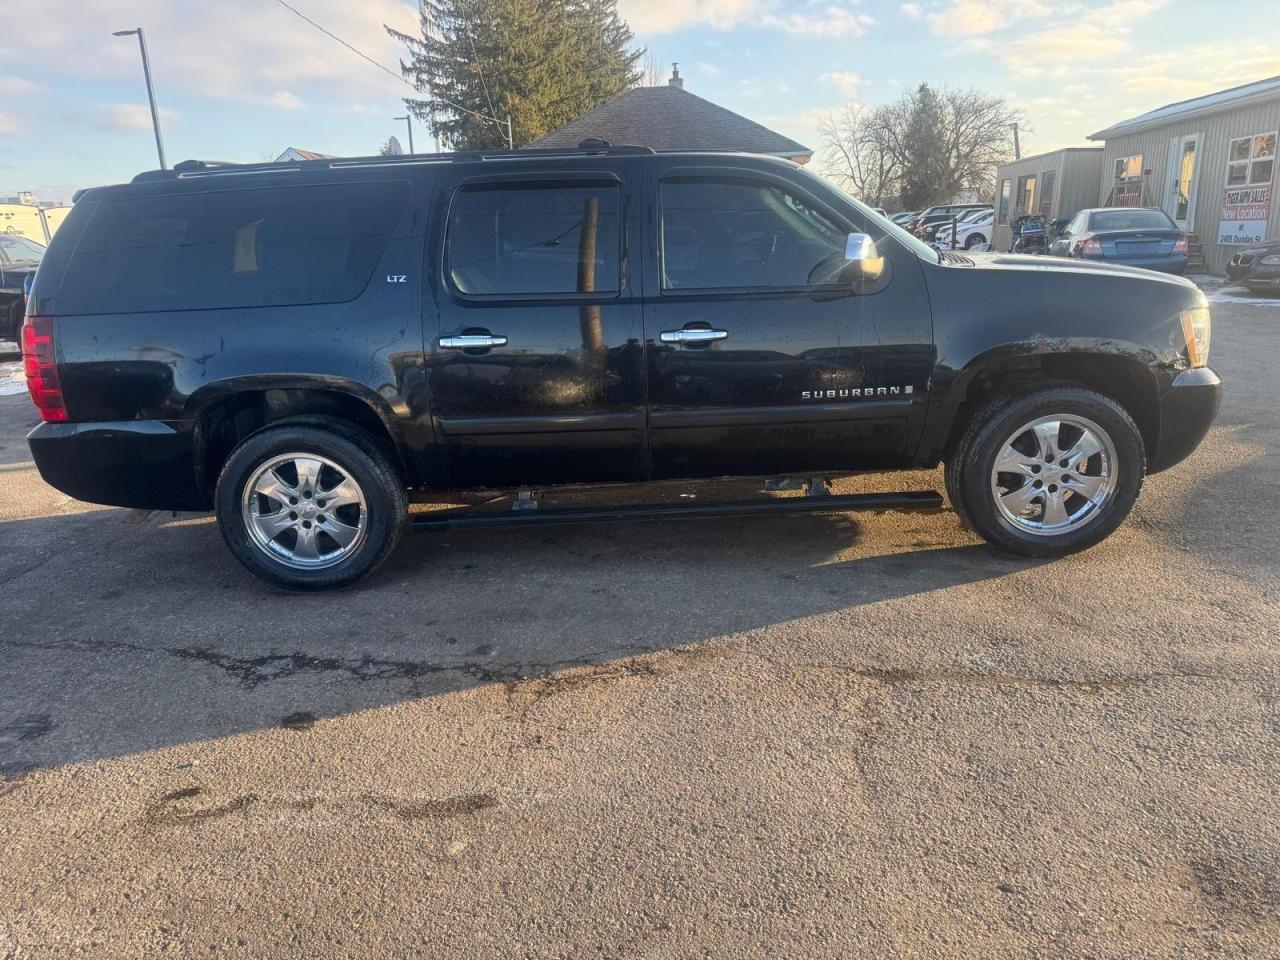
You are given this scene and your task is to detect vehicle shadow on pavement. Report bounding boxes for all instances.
[0,504,1044,776]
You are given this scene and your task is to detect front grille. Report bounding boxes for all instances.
[1237,254,1257,267]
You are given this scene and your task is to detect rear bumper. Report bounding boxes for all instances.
[28,419,208,511]
[1149,367,1222,474]
[1081,253,1187,274]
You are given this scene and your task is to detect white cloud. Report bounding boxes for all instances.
[0,76,38,96]
[900,2,924,19]
[621,0,872,37]
[820,71,864,100]
[270,90,305,110]
[997,0,1169,76]
[926,0,1048,37]
[619,0,761,34]
[763,7,874,38]
[0,0,420,107]
[696,61,721,76]
[96,103,180,134]
[0,111,19,135]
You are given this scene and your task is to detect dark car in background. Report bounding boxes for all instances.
[0,233,44,340]
[1226,239,1280,294]
[1051,207,1188,274]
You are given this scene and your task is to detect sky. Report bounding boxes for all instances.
[2,0,1279,204]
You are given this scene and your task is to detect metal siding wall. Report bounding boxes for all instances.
[992,149,1103,250]
[1098,97,1280,273]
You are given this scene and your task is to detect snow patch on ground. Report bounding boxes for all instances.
[0,361,26,396]
[1208,290,1280,306]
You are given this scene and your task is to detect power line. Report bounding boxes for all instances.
[268,0,511,137]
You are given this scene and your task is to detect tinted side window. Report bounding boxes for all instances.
[660,178,846,290]
[447,183,620,296]
[58,181,408,315]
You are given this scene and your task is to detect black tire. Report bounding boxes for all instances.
[945,387,1145,558]
[5,300,21,342]
[215,420,407,590]
[964,233,984,249]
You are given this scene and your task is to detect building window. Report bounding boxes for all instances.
[1114,155,1143,181]
[998,179,1011,224]
[1015,174,1036,219]
[1227,131,1276,187]
[1039,170,1056,219]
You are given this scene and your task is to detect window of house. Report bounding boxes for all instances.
[59,180,408,316]
[998,179,1011,224]
[446,182,620,297]
[659,177,847,291]
[1039,170,1056,219]
[1226,132,1276,187]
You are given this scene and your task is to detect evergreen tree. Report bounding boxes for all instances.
[899,83,949,212]
[387,0,643,151]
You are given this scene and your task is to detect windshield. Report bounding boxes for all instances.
[0,234,46,264]
[796,169,940,262]
[1088,209,1177,231]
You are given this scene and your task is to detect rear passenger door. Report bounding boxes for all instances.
[642,159,921,480]
[426,162,647,488]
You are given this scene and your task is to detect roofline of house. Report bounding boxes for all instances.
[995,146,1104,170]
[1087,76,1280,141]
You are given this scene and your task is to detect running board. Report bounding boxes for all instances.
[411,491,943,531]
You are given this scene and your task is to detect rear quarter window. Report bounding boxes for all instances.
[55,180,408,315]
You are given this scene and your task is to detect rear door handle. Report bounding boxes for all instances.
[659,328,729,345]
[439,334,508,350]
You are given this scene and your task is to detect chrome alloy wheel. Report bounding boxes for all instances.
[989,415,1119,537]
[240,453,368,569]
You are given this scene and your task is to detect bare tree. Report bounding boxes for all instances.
[819,105,902,208]
[821,83,1021,209]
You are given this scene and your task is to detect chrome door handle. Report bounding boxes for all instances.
[439,334,508,349]
[659,328,729,344]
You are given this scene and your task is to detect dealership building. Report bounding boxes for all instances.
[1088,76,1280,274]
[992,147,1104,252]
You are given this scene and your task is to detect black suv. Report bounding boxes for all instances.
[23,145,1221,589]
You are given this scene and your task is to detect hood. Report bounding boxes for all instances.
[953,251,1197,289]
[1238,238,1280,257]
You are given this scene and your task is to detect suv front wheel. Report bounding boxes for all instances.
[946,387,1145,557]
[215,421,408,589]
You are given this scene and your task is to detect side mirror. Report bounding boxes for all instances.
[842,233,885,283]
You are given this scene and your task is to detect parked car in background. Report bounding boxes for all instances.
[913,204,992,241]
[890,211,918,225]
[935,209,995,250]
[0,233,44,340]
[1226,239,1280,294]
[1052,208,1188,274]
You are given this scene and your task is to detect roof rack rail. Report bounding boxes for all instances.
[129,142,657,183]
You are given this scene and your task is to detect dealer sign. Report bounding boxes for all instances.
[1217,185,1272,245]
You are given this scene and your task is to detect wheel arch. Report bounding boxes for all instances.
[187,376,412,502]
[929,343,1162,467]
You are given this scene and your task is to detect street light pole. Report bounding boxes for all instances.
[393,114,414,154]
[1010,122,1021,161]
[113,27,167,170]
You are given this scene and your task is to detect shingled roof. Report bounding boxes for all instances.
[525,67,811,161]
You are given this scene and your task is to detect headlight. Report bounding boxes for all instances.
[1180,306,1211,368]
[1261,254,1280,266]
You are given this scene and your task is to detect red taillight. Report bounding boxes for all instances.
[1081,236,1103,256]
[21,316,68,422]
[1173,235,1188,254]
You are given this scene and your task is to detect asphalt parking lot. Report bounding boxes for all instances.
[0,290,1278,958]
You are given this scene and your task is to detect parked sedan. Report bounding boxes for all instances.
[1052,207,1188,274]
[0,233,44,340]
[934,209,995,249]
[1226,239,1280,295]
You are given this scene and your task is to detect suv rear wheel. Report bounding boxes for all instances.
[946,387,1145,557]
[215,421,407,589]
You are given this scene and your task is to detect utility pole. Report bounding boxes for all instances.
[113,27,166,170]
[505,116,514,150]
[394,114,415,154]
[1010,122,1021,161]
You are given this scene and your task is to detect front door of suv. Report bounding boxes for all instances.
[426,162,646,488]
[642,159,932,480]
